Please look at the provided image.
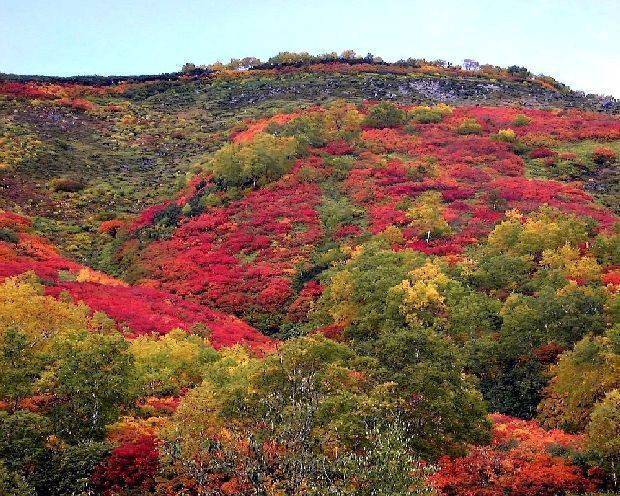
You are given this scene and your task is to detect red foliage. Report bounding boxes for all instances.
[430,414,599,496]
[137,396,181,414]
[532,342,565,364]
[0,81,126,111]
[530,147,556,159]
[232,113,299,143]
[286,280,323,322]
[314,323,346,341]
[117,105,618,327]
[138,176,324,318]
[92,435,159,494]
[0,212,274,351]
[46,282,274,350]
[324,139,354,155]
[98,219,125,236]
[592,146,617,165]
[602,269,620,290]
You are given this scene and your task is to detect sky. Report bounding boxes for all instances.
[1,0,619,96]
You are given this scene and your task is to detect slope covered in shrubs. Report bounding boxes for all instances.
[0,210,273,350]
[0,57,619,494]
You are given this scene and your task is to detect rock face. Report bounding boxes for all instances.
[215,73,619,112]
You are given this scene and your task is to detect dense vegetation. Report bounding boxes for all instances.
[0,54,619,495]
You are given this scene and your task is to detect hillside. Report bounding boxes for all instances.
[1,57,619,495]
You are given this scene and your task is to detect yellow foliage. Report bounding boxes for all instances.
[406,191,451,239]
[392,260,451,327]
[0,273,91,351]
[541,244,602,282]
[168,346,260,455]
[381,225,405,246]
[495,128,517,142]
[323,100,364,139]
[327,271,358,325]
[0,123,43,169]
[75,267,128,286]
[488,208,588,255]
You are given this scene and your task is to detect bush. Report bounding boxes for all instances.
[210,133,298,188]
[409,104,453,124]
[513,114,532,126]
[0,228,19,243]
[50,177,86,192]
[592,146,617,165]
[456,118,483,135]
[364,102,407,128]
[530,147,556,159]
[494,129,518,143]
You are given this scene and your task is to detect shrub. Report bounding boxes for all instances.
[363,102,407,128]
[0,228,19,243]
[495,128,518,143]
[513,114,532,126]
[409,104,453,124]
[530,147,556,159]
[210,133,298,188]
[50,177,86,192]
[456,117,483,135]
[592,146,617,165]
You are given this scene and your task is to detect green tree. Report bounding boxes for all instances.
[0,461,35,496]
[366,327,491,457]
[588,390,620,490]
[339,420,436,495]
[165,336,428,495]
[130,328,219,397]
[34,441,110,496]
[44,330,134,442]
[0,411,52,474]
[0,328,43,410]
[540,329,620,431]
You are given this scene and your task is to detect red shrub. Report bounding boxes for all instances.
[92,435,159,493]
[530,147,556,159]
[430,414,599,496]
[324,139,354,155]
[592,146,617,165]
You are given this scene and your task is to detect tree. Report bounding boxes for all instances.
[0,274,91,353]
[130,329,219,397]
[391,260,452,328]
[35,441,110,496]
[44,329,134,442]
[0,461,35,496]
[0,411,52,475]
[181,62,196,73]
[487,208,589,257]
[507,65,531,78]
[162,335,432,494]
[367,327,491,458]
[588,390,620,490]
[431,414,596,496]
[339,420,436,495]
[0,327,42,409]
[315,239,423,340]
[540,329,620,431]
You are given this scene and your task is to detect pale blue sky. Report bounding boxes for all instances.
[1,0,618,96]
